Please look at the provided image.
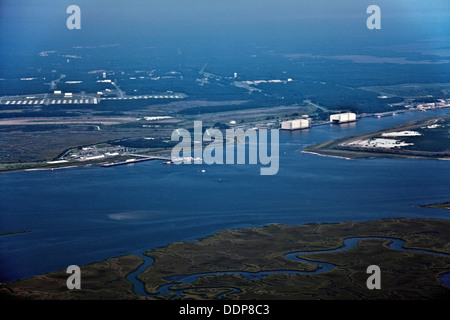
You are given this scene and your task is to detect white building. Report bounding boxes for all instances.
[281,118,311,130]
[330,112,356,124]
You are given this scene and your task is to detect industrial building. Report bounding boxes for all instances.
[330,112,356,124]
[281,118,311,130]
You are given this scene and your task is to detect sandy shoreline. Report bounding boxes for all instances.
[301,150,352,160]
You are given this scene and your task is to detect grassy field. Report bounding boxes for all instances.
[0,255,145,300]
[1,218,449,300]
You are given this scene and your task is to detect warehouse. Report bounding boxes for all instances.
[280,118,311,130]
[330,112,357,124]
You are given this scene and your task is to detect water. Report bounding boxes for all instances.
[0,109,449,283]
[125,253,155,297]
[129,237,450,299]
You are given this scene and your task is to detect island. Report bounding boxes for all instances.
[0,230,30,237]
[303,116,450,160]
[419,202,450,210]
[1,218,449,300]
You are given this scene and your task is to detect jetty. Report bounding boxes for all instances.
[101,155,171,167]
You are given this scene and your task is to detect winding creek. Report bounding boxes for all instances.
[127,237,450,299]
[2,109,450,290]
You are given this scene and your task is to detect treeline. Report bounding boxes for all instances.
[0,124,69,132]
[0,111,78,118]
[109,138,177,149]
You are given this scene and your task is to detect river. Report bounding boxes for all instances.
[126,237,450,299]
[0,109,449,283]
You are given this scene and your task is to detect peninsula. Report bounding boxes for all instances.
[303,116,450,160]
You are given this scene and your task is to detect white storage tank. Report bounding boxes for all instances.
[330,112,356,124]
[281,118,311,130]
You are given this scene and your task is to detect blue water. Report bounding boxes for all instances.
[0,109,449,283]
[128,237,450,299]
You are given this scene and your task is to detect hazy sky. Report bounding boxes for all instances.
[1,1,449,52]
[2,0,449,21]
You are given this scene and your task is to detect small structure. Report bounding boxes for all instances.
[281,118,311,130]
[64,92,73,98]
[330,112,356,124]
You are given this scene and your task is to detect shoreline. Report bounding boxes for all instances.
[0,230,31,237]
[303,115,450,161]
[300,150,352,160]
[1,106,449,174]
[418,202,450,210]
[302,148,450,161]
[2,217,449,300]
[0,149,173,174]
